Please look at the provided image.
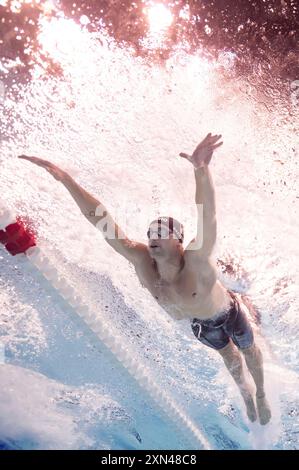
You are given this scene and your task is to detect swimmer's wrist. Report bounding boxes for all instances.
[194,164,208,174]
[61,172,73,184]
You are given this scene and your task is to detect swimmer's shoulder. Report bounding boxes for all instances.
[127,242,151,267]
[183,244,216,270]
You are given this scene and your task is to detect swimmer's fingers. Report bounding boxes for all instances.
[205,134,221,145]
[198,133,212,147]
[18,155,66,181]
[210,134,222,142]
[203,142,223,165]
[179,134,223,167]
[211,141,223,150]
[194,134,222,153]
[18,155,54,169]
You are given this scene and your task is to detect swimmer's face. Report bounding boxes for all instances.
[147,223,182,258]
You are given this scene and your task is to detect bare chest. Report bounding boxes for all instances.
[135,258,221,319]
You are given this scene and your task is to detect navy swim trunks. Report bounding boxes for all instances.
[190,290,254,351]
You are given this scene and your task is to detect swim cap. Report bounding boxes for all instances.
[148,216,184,243]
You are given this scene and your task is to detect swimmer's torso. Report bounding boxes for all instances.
[134,249,231,321]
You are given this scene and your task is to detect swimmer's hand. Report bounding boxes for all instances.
[18,155,68,182]
[179,133,223,169]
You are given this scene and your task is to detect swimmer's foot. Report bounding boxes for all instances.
[241,389,257,422]
[256,393,271,425]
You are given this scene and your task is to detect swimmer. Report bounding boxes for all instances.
[18,132,271,425]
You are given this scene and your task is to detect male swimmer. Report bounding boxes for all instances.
[19,132,271,425]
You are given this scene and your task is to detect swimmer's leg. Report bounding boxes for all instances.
[230,296,271,424]
[241,343,272,425]
[218,341,257,422]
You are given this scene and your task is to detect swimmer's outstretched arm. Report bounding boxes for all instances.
[18,155,146,264]
[179,133,223,257]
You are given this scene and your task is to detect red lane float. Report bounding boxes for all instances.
[0,217,36,255]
